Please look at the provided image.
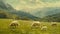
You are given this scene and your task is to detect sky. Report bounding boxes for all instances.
[4,0,60,11]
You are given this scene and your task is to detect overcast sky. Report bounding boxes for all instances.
[4,0,60,11]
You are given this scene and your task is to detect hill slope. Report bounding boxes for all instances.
[0,1,40,21]
[40,13,60,22]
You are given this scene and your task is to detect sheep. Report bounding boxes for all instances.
[31,21,41,29]
[51,22,57,26]
[9,20,20,31]
[41,25,48,31]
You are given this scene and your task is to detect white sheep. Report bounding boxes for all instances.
[41,25,47,31]
[51,22,57,26]
[9,20,20,30]
[31,21,41,28]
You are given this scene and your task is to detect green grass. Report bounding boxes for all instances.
[0,19,60,34]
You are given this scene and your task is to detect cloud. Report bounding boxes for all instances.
[40,0,60,3]
[5,0,60,11]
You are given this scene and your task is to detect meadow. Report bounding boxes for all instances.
[0,19,60,34]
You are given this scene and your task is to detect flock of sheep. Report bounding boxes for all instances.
[9,20,57,31]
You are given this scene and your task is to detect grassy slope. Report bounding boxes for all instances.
[0,19,60,34]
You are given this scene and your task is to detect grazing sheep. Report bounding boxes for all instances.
[9,20,20,30]
[51,22,57,26]
[41,25,47,31]
[31,21,41,29]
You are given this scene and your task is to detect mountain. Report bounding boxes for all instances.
[30,7,60,18]
[0,1,40,21]
[40,13,60,22]
[0,0,18,19]
[10,10,40,21]
[0,0,16,11]
[1,0,60,21]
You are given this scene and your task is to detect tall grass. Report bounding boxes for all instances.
[0,19,60,34]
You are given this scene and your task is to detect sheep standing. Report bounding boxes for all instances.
[31,21,41,29]
[9,20,20,31]
[51,22,57,26]
[41,25,47,31]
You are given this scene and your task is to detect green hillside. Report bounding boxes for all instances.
[40,13,60,22]
[0,10,20,19]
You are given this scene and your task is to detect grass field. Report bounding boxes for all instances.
[0,19,60,34]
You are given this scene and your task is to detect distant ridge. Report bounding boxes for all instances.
[0,1,40,21]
